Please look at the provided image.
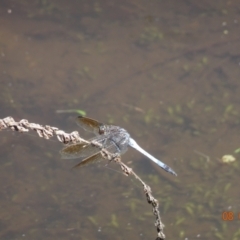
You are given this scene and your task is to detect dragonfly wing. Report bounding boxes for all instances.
[73,152,103,168]
[60,134,110,159]
[73,142,120,169]
[76,116,104,135]
[60,142,99,159]
[129,138,177,176]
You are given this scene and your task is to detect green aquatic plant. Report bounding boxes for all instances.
[75,66,96,80]
[28,0,58,18]
[234,148,240,154]
[144,108,155,124]
[137,27,164,46]
[108,214,119,228]
[87,216,98,226]
[184,202,195,216]
[56,109,86,116]
[175,216,186,226]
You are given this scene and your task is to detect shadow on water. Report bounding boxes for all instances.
[0,0,240,239]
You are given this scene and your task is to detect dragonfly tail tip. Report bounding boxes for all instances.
[164,166,177,176]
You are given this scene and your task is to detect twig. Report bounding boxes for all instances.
[194,150,210,162]
[0,116,166,240]
[114,157,165,239]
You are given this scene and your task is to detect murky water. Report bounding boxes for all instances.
[1,0,240,239]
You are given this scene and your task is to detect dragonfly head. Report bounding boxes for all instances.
[99,124,106,135]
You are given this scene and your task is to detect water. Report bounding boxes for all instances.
[0,0,240,239]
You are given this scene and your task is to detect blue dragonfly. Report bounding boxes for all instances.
[60,116,177,176]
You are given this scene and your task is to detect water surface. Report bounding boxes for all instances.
[0,0,240,239]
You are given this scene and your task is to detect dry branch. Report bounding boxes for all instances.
[0,116,166,240]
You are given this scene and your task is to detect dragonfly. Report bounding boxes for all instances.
[60,116,177,176]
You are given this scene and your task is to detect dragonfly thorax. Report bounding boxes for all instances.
[107,126,130,154]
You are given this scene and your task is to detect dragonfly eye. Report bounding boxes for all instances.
[99,125,105,135]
